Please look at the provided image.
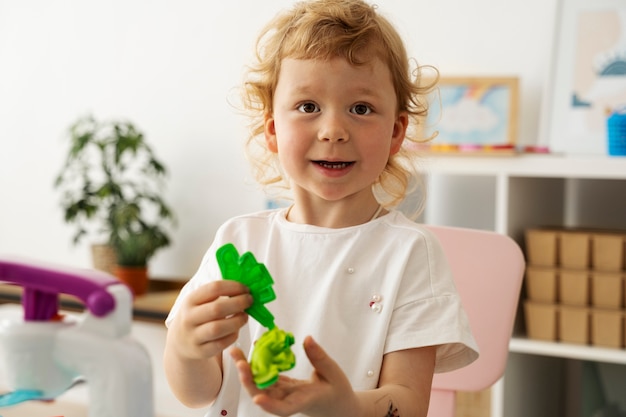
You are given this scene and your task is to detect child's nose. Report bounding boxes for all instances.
[318,112,349,143]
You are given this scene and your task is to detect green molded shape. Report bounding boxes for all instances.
[216,243,276,329]
[216,243,297,388]
[250,327,296,389]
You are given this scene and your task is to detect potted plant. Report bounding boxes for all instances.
[54,114,175,294]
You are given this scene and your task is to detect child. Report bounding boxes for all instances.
[164,1,478,416]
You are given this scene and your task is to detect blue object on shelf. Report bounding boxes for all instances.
[607,107,626,156]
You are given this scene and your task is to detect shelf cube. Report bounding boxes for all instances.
[525,266,558,303]
[525,229,559,267]
[524,301,558,342]
[559,269,590,306]
[591,309,624,348]
[559,231,591,270]
[591,233,625,272]
[591,272,624,309]
[559,305,590,345]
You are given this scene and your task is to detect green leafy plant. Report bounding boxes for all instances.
[54,115,175,267]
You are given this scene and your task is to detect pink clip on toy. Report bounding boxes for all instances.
[0,256,153,416]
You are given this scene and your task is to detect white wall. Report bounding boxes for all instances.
[0,0,558,279]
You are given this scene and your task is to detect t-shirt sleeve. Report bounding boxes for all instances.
[384,228,479,373]
[385,294,479,373]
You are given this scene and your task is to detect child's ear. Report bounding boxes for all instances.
[390,112,409,155]
[264,115,278,153]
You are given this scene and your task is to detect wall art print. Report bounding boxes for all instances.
[424,77,519,154]
[541,0,626,154]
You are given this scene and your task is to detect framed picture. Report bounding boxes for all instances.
[540,0,626,155]
[424,76,519,154]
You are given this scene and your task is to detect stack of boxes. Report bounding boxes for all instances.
[524,228,626,348]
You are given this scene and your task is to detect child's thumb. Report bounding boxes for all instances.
[303,336,345,384]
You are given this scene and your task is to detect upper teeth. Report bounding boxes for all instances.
[319,162,349,169]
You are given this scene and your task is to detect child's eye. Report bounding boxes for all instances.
[297,102,320,113]
[351,104,372,115]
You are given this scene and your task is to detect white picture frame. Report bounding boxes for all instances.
[540,0,626,155]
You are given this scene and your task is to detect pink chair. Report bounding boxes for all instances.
[424,225,525,417]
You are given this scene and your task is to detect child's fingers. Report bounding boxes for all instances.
[230,347,257,390]
[199,295,252,322]
[303,336,349,387]
[229,346,247,363]
[189,280,250,305]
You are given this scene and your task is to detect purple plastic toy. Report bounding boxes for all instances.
[0,256,119,320]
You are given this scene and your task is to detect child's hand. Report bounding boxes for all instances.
[230,336,361,417]
[169,280,253,361]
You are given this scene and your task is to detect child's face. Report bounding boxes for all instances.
[265,56,408,204]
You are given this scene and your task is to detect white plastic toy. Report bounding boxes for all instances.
[0,256,153,417]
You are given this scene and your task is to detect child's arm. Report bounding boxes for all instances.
[164,280,252,408]
[230,336,436,417]
[356,346,436,417]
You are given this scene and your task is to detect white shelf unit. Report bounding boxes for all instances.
[422,154,626,417]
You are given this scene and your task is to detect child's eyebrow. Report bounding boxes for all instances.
[289,85,381,99]
[352,87,381,98]
[290,85,315,95]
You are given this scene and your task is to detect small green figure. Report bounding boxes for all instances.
[250,327,296,389]
[216,243,296,388]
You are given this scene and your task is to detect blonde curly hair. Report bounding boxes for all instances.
[241,0,437,210]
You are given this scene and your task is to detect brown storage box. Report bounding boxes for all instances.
[591,309,624,348]
[559,305,590,345]
[559,269,590,306]
[524,301,558,341]
[559,231,591,269]
[525,267,558,303]
[525,229,559,267]
[591,272,624,309]
[592,233,625,272]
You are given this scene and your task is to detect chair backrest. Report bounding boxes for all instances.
[424,225,525,417]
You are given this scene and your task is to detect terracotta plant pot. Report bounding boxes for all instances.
[114,265,149,296]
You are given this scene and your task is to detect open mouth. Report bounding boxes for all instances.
[314,161,355,169]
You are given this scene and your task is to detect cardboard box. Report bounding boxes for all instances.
[559,231,591,269]
[525,266,558,303]
[591,272,624,309]
[525,229,559,267]
[524,301,558,341]
[559,269,590,306]
[591,309,624,348]
[591,233,625,272]
[559,305,590,345]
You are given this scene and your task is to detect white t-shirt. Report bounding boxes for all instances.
[166,208,479,417]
